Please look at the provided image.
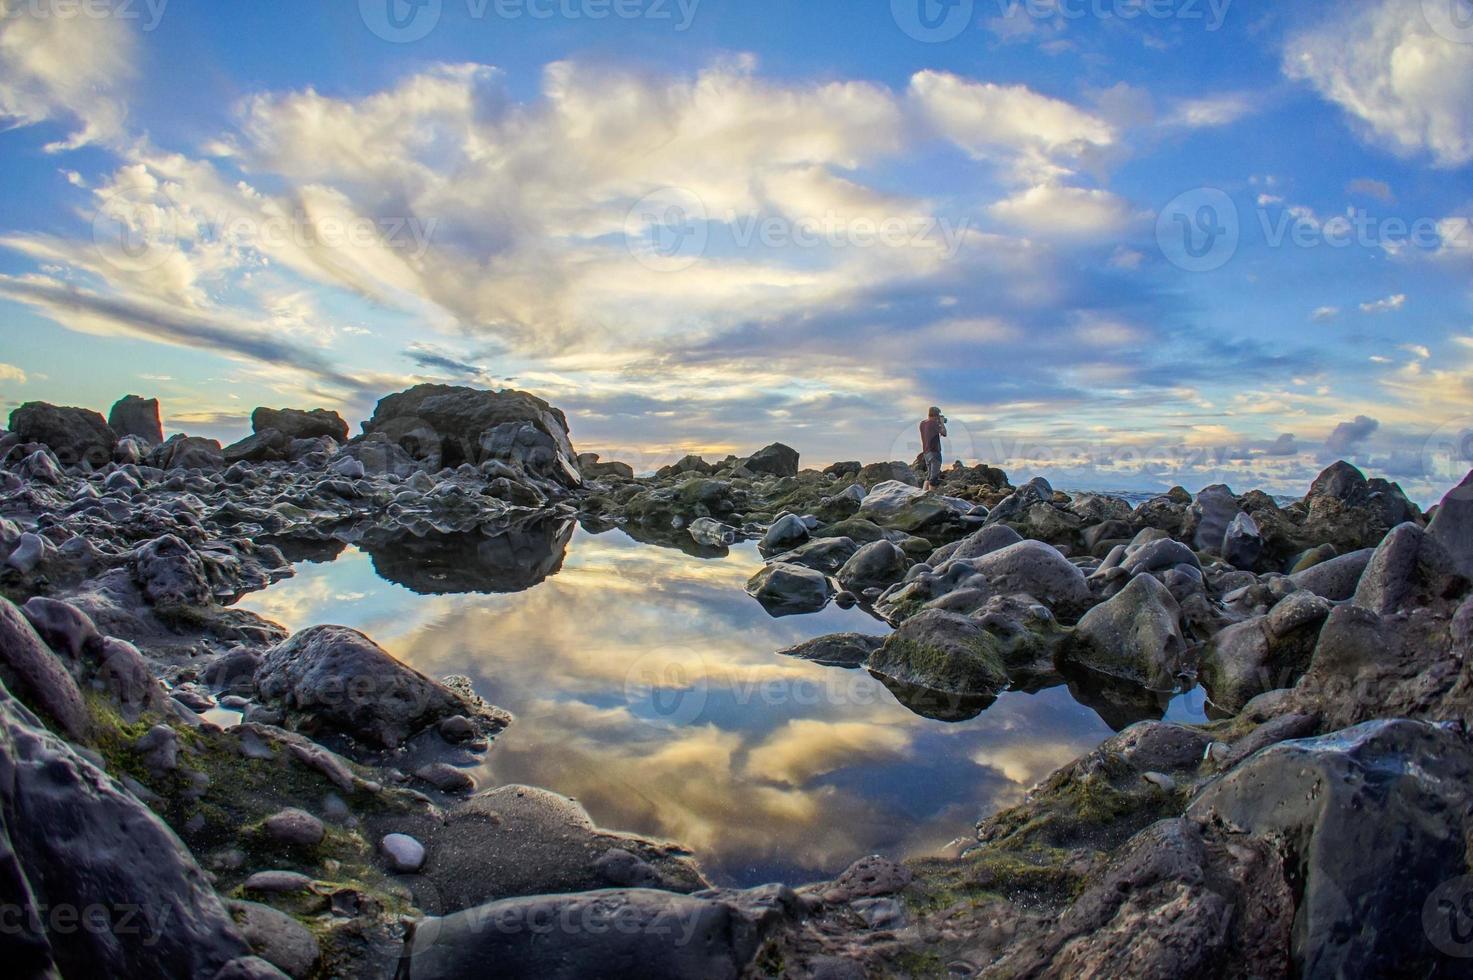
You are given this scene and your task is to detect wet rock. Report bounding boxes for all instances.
[244,871,313,894]
[928,522,1022,567]
[1185,484,1241,555]
[1222,511,1262,570]
[745,562,833,615]
[134,533,214,606]
[149,434,225,471]
[415,762,475,794]
[760,513,810,554]
[867,610,1008,698]
[971,540,1092,618]
[254,626,487,749]
[835,539,910,593]
[1351,522,1464,615]
[408,887,792,980]
[1198,592,1330,714]
[16,448,63,485]
[0,679,250,977]
[251,407,349,443]
[263,808,325,847]
[20,595,101,667]
[212,957,293,980]
[771,536,859,574]
[858,480,960,533]
[1064,573,1186,690]
[1118,536,1200,577]
[0,597,89,740]
[594,847,665,888]
[1426,469,1473,578]
[108,394,163,444]
[776,632,884,668]
[8,401,116,468]
[831,855,913,900]
[743,442,800,477]
[1188,719,1473,977]
[1288,547,1372,601]
[227,900,320,980]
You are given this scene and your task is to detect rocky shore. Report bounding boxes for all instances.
[1,384,1470,978]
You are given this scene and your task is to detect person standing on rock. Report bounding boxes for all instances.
[920,406,947,492]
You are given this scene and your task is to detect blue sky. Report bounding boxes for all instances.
[1,0,1471,501]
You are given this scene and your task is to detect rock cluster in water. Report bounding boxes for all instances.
[0,384,1470,978]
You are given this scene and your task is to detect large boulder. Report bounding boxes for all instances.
[867,609,1009,700]
[1351,522,1465,615]
[1184,484,1241,555]
[1427,469,1473,579]
[0,680,251,977]
[857,480,962,533]
[133,534,213,607]
[254,626,490,748]
[223,429,292,465]
[1198,590,1331,713]
[835,539,910,593]
[743,442,800,478]
[0,597,89,740]
[970,539,1092,618]
[1301,461,1420,552]
[8,401,116,468]
[360,384,580,486]
[1064,573,1186,690]
[927,523,1022,566]
[1288,547,1372,601]
[148,434,225,471]
[107,394,163,444]
[251,407,348,443]
[1187,719,1473,977]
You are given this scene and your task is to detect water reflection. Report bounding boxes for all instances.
[359,516,575,595]
[241,526,1152,887]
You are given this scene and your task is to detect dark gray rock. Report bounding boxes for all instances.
[927,523,1022,566]
[1288,548,1372,601]
[254,625,484,748]
[227,900,320,979]
[224,429,292,465]
[251,407,348,443]
[1064,573,1186,690]
[1186,484,1241,555]
[743,442,800,477]
[867,610,1008,698]
[1427,469,1473,579]
[0,597,89,740]
[134,533,213,607]
[835,539,910,593]
[745,562,832,615]
[971,540,1091,617]
[760,513,809,554]
[148,434,225,471]
[1222,511,1262,570]
[770,536,859,574]
[1351,522,1464,615]
[108,394,163,444]
[1187,719,1473,978]
[8,401,116,468]
[776,632,884,668]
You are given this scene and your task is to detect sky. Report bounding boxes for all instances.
[0,0,1471,502]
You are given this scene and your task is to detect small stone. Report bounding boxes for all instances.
[1142,771,1177,792]
[437,715,477,742]
[244,871,313,894]
[263,808,325,847]
[380,833,426,873]
[414,762,475,794]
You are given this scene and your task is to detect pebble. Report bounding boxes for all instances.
[380,833,426,873]
[437,715,477,743]
[244,870,314,894]
[414,762,475,794]
[264,808,325,847]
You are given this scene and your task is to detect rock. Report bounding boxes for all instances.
[971,540,1092,618]
[1187,719,1473,977]
[114,435,150,464]
[251,407,348,443]
[823,461,861,479]
[1118,537,1200,577]
[360,384,580,486]
[0,597,89,740]
[212,957,293,980]
[776,632,884,668]
[223,429,292,465]
[1065,574,1186,690]
[1186,484,1241,555]
[1198,593,1330,714]
[867,610,1008,699]
[1070,493,1133,524]
[687,517,736,548]
[263,808,325,847]
[149,434,225,471]
[745,562,833,615]
[8,401,116,468]
[16,449,63,485]
[856,460,919,488]
[226,900,320,980]
[437,715,477,743]
[1302,460,1421,552]
[415,762,475,794]
[20,595,101,667]
[857,480,958,533]
[760,513,810,554]
[743,442,800,477]
[0,679,250,977]
[134,533,213,607]
[6,531,52,573]
[831,855,914,900]
[407,887,793,980]
[593,847,665,888]
[927,523,1022,566]
[1288,548,1372,601]
[656,454,713,479]
[835,539,910,593]
[381,832,426,872]
[1427,469,1473,578]
[243,871,313,894]
[1351,522,1464,615]
[1221,511,1262,569]
[255,625,484,748]
[771,536,859,574]
[108,394,163,444]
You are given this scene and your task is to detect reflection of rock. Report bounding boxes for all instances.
[869,672,996,722]
[1059,663,1172,732]
[361,517,574,595]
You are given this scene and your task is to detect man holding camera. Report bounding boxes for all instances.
[919,406,947,492]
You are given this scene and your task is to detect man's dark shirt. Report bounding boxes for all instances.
[920,417,943,455]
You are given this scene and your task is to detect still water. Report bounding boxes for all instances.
[241,518,1206,888]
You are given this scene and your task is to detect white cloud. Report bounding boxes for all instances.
[1163,93,1256,129]
[1311,306,1340,322]
[0,361,26,383]
[0,0,134,150]
[1360,293,1406,314]
[1284,0,1473,167]
[989,183,1133,239]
